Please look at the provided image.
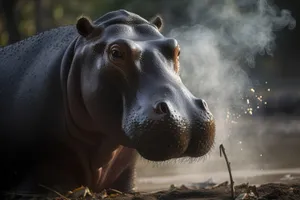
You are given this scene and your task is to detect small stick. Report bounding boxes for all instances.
[219,144,235,199]
[39,184,71,200]
[107,188,124,194]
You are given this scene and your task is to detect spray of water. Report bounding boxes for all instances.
[132,0,296,182]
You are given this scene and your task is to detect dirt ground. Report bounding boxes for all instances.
[5,118,300,200]
[9,179,300,200]
[102,182,300,200]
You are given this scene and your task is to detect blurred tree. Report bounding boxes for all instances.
[34,0,43,33]
[0,0,152,46]
[0,0,20,44]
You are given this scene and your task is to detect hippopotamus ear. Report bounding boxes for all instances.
[150,15,163,31]
[76,16,96,37]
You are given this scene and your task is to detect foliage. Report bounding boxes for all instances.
[0,0,193,46]
[0,0,131,46]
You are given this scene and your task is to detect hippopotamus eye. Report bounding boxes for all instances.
[109,44,124,61]
[112,49,123,58]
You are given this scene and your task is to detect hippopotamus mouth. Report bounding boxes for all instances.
[123,103,215,161]
[73,10,216,162]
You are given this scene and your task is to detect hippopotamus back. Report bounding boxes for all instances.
[0,25,81,195]
[0,26,77,142]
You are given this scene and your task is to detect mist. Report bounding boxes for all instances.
[133,0,297,182]
[169,0,295,148]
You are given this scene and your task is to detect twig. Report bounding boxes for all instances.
[219,144,235,199]
[107,188,124,195]
[39,184,71,200]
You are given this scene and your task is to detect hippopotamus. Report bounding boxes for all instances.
[0,9,215,197]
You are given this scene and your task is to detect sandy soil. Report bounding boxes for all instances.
[6,117,300,199]
[130,117,300,199]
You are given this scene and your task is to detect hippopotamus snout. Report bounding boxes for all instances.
[123,77,215,161]
[153,98,209,116]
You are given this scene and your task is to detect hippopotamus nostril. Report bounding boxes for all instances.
[196,98,209,111]
[154,101,170,115]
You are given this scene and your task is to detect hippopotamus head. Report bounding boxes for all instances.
[67,10,215,161]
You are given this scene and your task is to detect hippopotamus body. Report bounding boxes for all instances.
[0,10,215,197]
